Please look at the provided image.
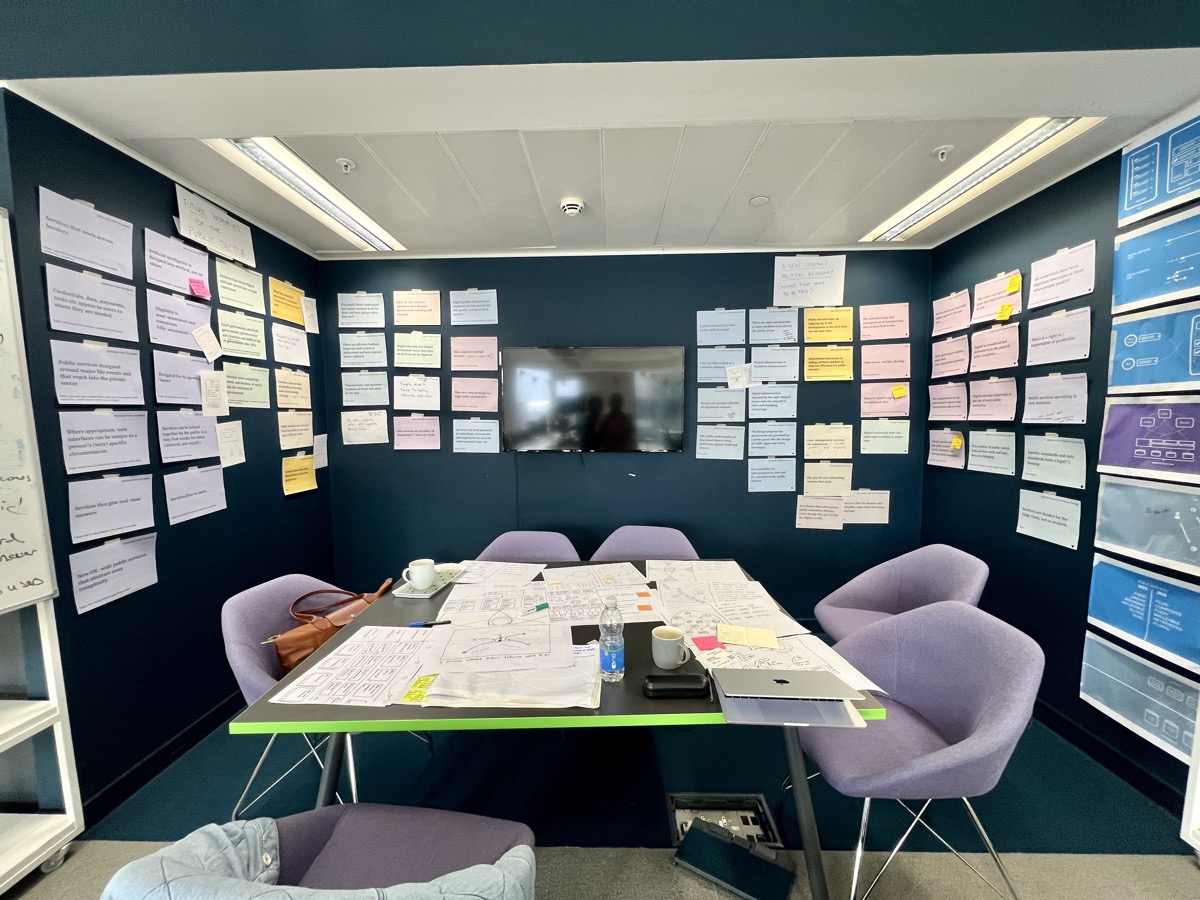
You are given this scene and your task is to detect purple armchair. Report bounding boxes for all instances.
[591,525,699,561]
[477,531,580,562]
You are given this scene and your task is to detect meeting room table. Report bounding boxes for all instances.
[230,560,840,900]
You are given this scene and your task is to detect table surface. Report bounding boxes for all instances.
[230,562,727,735]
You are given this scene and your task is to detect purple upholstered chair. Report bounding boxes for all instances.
[798,602,1044,900]
[591,525,699,561]
[477,530,580,562]
[813,544,988,642]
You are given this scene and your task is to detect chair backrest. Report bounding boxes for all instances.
[221,574,343,705]
[476,530,580,562]
[591,525,699,561]
[835,601,1044,796]
[823,543,988,616]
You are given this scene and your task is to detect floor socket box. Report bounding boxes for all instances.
[666,792,782,848]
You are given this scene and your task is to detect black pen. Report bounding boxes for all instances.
[407,619,451,628]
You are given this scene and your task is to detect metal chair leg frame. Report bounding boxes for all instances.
[233,733,342,820]
[894,800,1010,900]
[963,797,1024,900]
[860,798,931,900]
[848,798,871,900]
[346,734,360,803]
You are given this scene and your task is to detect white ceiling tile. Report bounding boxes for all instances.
[657,124,767,246]
[521,130,605,248]
[601,127,682,249]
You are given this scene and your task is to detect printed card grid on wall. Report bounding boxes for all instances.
[696,255,904,532]
[926,240,1098,554]
[1081,131,1200,761]
[37,184,307,613]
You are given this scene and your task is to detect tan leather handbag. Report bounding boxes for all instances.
[266,578,393,673]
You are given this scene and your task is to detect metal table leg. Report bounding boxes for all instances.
[783,727,829,900]
[315,733,347,809]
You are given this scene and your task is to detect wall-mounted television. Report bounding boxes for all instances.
[500,346,685,452]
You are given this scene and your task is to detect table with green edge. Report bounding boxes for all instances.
[230,562,838,900]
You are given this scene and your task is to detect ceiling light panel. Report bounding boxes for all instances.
[601,127,682,249]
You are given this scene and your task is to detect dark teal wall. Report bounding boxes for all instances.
[925,156,1189,809]
[0,91,335,821]
[2,1,1200,78]
[321,252,930,621]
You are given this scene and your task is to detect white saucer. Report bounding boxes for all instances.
[392,563,462,599]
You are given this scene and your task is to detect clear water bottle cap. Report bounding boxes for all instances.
[602,596,618,608]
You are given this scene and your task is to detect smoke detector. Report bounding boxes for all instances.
[560,198,585,217]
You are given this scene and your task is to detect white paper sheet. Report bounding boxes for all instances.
[795,495,844,530]
[970,323,1020,372]
[164,464,227,525]
[972,271,1022,323]
[1028,240,1096,309]
[697,388,746,422]
[394,331,441,368]
[859,303,909,340]
[1023,373,1088,425]
[928,430,966,469]
[967,377,1017,422]
[67,474,154,543]
[342,370,391,407]
[278,410,314,450]
[340,332,388,368]
[1022,434,1087,489]
[646,561,747,585]
[216,420,245,467]
[453,418,500,453]
[860,419,909,455]
[59,410,150,474]
[860,343,911,380]
[145,228,208,296]
[438,621,574,673]
[696,424,745,460]
[860,383,910,418]
[697,347,746,383]
[748,457,796,492]
[394,375,441,410]
[928,382,967,421]
[337,292,386,328]
[223,362,270,409]
[751,346,801,382]
[275,368,311,410]
[158,410,220,463]
[804,461,852,495]
[449,289,499,325]
[217,309,266,359]
[421,644,601,710]
[748,307,798,344]
[153,350,210,405]
[967,430,1016,475]
[313,434,328,468]
[51,341,144,405]
[147,289,210,351]
[657,581,807,637]
[301,297,319,334]
[804,424,853,459]
[394,415,441,450]
[214,258,264,314]
[748,422,796,458]
[747,384,797,419]
[773,254,845,307]
[843,490,890,525]
[726,363,753,389]
[69,533,157,614]
[542,562,648,588]
[39,186,133,279]
[46,264,137,342]
[453,560,546,587]
[1026,307,1091,366]
[393,289,441,326]
[931,289,970,336]
[931,334,969,378]
[271,322,310,367]
[1016,489,1081,550]
[342,409,389,445]
[697,309,746,345]
[192,324,223,362]
[176,185,255,267]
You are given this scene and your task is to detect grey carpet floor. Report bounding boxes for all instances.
[9,841,1200,899]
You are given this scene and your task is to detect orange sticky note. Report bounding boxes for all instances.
[951,435,963,450]
[637,604,654,611]
[636,591,652,598]
[1006,274,1021,295]
[891,384,907,399]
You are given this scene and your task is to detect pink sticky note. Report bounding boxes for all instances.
[451,377,499,412]
[691,635,725,652]
[188,277,211,299]
[450,336,499,371]
[393,416,440,450]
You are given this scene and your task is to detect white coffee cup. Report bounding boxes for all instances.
[652,625,691,670]
[402,558,437,591]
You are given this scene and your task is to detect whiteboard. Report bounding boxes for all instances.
[0,208,57,610]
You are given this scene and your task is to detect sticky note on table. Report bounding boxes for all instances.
[400,674,438,704]
[716,624,779,649]
[692,635,725,652]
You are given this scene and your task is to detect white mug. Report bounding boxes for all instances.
[652,625,692,670]
[402,558,437,591]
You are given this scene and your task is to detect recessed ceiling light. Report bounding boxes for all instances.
[749,196,770,207]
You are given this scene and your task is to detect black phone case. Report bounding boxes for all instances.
[642,673,710,699]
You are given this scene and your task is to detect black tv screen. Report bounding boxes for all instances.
[501,347,685,452]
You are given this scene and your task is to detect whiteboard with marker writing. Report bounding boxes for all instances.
[0,208,57,610]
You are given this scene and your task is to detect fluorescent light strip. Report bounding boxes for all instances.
[204,137,404,252]
[862,117,1102,242]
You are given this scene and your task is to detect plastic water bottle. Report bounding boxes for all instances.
[599,596,625,682]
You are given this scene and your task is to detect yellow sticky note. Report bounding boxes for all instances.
[282,455,317,495]
[804,345,854,382]
[996,303,1013,321]
[401,674,437,704]
[891,384,907,399]
[803,307,854,343]
[951,434,964,450]
[269,277,306,325]
[716,624,780,650]
[1005,274,1021,295]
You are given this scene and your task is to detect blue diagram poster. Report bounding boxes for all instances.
[1113,208,1200,314]
[1119,113,1200,226]
[1094,475,1200,577]
[1088,555,1200,673]
[1109,299,1200,393]
[1098,397,1200,484]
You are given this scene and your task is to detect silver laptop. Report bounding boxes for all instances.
[712,668,864,702]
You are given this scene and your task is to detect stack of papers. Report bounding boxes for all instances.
[657,580,809,639]
[540,562,648,587]
[436,582,662,626]
[645,560,747,585]
[452,560,545,587]
[421,644,602,709]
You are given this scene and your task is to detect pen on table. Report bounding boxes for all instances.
[522,602,550,615]
[407,619,451,628]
